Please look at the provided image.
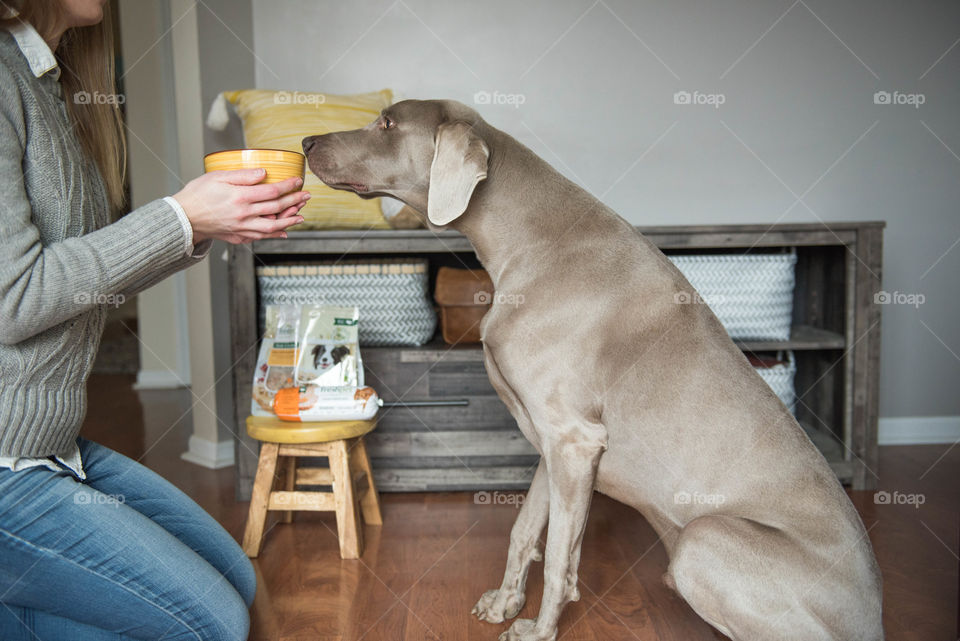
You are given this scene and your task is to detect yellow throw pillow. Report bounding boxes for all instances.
[219,88,393,230]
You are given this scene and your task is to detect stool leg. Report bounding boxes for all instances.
[243,442,279,558]
[353,437,382,526]
[330,439,363,559]
[281,456,296,524]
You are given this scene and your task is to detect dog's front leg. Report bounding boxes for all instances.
[500,433,605,641]
[473,459,548,623]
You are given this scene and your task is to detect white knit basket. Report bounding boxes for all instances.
[754,351,797,414]
[257,259,436,346]
[668,253,796,340]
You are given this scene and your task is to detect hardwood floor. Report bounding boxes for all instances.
[80,375,959,641]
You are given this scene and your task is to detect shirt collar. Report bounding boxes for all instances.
[4,17,61,80]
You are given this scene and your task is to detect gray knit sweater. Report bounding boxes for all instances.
[0,30,208,457]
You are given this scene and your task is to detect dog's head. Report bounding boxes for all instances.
[312,342,352,371]
[302,99,489,227]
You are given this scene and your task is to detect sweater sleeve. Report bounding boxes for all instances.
[0,73,199,346]
[114,195,216,299]
[117,238,215,300]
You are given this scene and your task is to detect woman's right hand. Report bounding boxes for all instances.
[173,168,311,244]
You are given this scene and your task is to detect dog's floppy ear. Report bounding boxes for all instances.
[427,121,489,226]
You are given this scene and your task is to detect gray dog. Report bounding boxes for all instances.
[302,100,883,641]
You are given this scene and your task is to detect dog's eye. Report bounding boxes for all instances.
[381,116,394,130]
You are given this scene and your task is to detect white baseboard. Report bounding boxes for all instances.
[878,416,960,445]
[134,369,188,390]
[181,435,235,469]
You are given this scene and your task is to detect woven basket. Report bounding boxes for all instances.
[752,351,797,414]
[668,253,796,340]
[257,259,436,346]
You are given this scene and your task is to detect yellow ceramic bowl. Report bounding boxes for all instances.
[203,148,305,184]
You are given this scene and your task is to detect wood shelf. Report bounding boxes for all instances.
[229,222,884,494]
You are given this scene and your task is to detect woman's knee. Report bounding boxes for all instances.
[171,581,251,641]
[231,554,257,608]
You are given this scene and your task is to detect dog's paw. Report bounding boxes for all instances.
[497,618,555,641]
[472,589,526,624]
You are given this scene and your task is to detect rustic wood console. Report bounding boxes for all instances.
[228,222,884,497]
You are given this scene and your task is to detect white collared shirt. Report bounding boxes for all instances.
[4,15,60,80]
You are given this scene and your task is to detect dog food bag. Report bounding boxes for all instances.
[272,305,380,422]
[251,304,300,417]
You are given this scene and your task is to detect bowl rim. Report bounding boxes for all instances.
[204,148,305,160]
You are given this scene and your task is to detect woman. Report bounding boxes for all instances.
[0,1,308,639]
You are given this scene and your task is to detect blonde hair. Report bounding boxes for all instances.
[2,0,127,211]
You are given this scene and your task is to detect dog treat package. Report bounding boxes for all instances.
[272,305,379,422]
[252,304,380,422]
[251,305,301,418]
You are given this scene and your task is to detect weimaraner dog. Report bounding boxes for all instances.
[301,100,884,641]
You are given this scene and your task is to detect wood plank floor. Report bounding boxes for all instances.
[80,375,959,641]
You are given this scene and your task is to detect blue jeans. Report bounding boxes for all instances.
[0,438,255,640]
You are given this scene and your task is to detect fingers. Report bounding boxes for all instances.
[251,190,310,217]
[245,212,304,235]
[241,176,305,203]
[277,204,304,219]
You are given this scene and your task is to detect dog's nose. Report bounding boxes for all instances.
[302,136,318,155]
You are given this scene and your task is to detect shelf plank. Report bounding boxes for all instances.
[366,429,537,458]
[362,324,845,359]
[253,223,882,254]
[372,465,535,492]
[735,325,845,351]
[799,419,846,466]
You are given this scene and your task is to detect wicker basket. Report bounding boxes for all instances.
[257,259,436,346]
[668,253,796,340]
[751,351,797,414]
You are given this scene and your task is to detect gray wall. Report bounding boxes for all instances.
[230,0,958,420]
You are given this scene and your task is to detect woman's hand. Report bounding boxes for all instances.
[173,168,311,244]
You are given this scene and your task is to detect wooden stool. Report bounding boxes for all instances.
[242,416,382,559]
